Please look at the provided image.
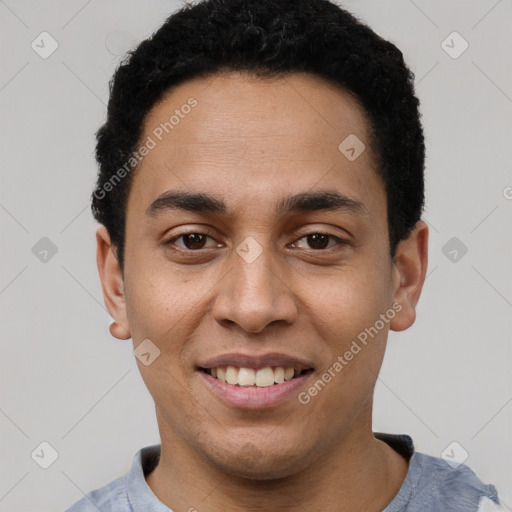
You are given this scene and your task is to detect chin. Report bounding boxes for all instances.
[205,439,311,481]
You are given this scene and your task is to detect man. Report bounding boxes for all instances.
[66,0,503,510]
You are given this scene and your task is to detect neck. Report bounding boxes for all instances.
[145,406,409,512]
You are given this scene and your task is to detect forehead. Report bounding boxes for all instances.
[128,71,385,221]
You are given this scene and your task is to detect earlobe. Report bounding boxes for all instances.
[389,221,429,332]
[96,226,131,340]
[109,321,131,340]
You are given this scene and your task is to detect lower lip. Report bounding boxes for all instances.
[198,370,313,409]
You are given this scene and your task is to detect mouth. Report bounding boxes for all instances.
[196,353,315,409]
[199,365,314,387]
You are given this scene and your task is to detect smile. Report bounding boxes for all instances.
[196,354,315,409]
[201,365,313,387]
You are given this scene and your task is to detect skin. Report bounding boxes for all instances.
[97,70,428,511]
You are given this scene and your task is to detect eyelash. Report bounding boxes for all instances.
[164,231,349,253]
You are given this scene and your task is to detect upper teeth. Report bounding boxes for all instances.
[210,366,298,387]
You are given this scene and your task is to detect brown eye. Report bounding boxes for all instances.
[306,233,329,249]
[293,233,347,250]
[166,232,220,251]
[180,233,207,250]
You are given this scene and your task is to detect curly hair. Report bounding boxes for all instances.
[92,0,425,270]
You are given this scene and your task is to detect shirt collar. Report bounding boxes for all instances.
[125,444,170,512]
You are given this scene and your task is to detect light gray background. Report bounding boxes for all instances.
[0,1,511,510]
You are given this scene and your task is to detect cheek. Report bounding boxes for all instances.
[306,262,392,344]
[300,262,392,401]
[125,263,198,340]
[125,274,200,407]
[124,267,213,395]
[302,289,389,431]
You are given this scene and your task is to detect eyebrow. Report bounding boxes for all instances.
[146,190,367,217]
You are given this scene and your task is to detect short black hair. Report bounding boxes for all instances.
[92,0,425,271]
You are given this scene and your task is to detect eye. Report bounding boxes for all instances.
[165,231,221,251]
[292,233,348,250]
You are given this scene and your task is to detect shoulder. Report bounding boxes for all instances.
[409,452,503,511]
[63,444,161,511]
[64,475,129,512]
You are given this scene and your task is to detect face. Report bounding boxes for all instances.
[98,71,427,480]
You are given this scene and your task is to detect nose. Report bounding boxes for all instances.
[212,241,298,333]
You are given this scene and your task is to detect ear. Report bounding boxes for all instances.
[389,220,429,332]
[96,226,131,340]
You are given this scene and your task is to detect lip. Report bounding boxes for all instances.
[198,352,314,371]
[198,369,313,409]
